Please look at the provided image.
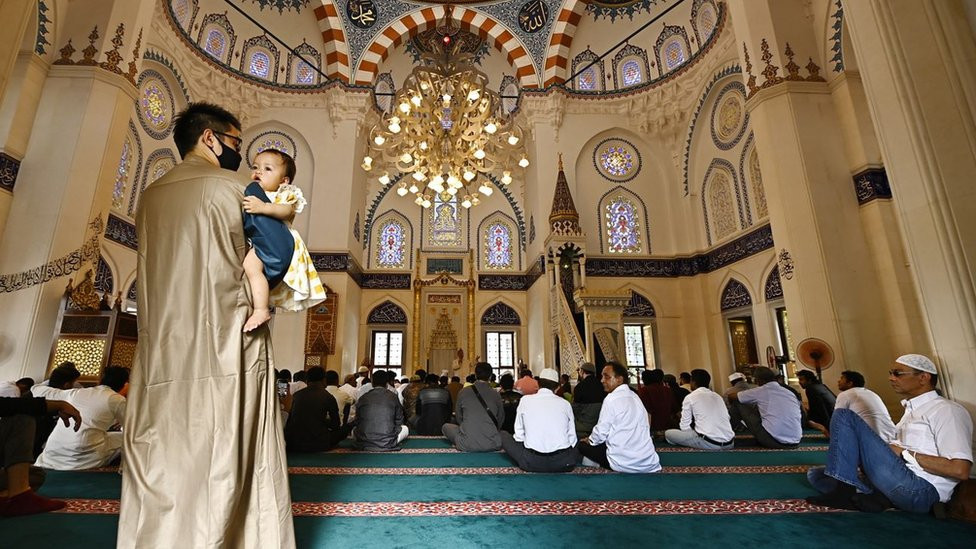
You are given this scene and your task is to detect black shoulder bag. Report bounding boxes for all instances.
[471,384,500,429]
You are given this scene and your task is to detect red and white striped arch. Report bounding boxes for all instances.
[313,1,352,81]
[543,0,587,87]
[353,5,541,88]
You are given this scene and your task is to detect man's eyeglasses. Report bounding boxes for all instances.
[889,369,919,377]
[214,131,242,152]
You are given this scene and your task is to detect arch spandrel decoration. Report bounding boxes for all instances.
[623,291,656,318]
[94,256,114,295]
[764,266,783,301]
[367,301,408,324]
[481,302,521,326]
[720,279,752,311]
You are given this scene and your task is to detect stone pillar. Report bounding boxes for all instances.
[0,0,35,104]
[725,0,894,384]
[843,0,976,411]
[0,0,155,379]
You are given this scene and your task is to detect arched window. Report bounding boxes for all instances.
[664,40,686,71]
[287,41,321,86]
[721,279,753,311]
[484,222,513,269]
[698,4,716,39]
[708,171,738,241]
[204,29,226,60]
[604,195,642,253]
[376,220,406,268]
[248,51,271,79]
[112,138,132,211]
[374,73,394,112]
[654,25,692,77]
[577,66,597,91]
[172,0,190,28]
[621,59,643,87]
[500,76,520,114]
[572,48,604,92]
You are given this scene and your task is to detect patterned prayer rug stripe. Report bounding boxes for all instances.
[286,465,811,475]
[327,446,829,454]
[56,498,846,517]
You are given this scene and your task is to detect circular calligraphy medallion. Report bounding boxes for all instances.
[593,138,642,183]
[710,81,747,150]
[137,70,175,140]
[346,0,378,29]
[518,0,550,34]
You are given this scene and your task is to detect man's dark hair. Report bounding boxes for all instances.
[325,370,340,386]
[648,369,664,384]
[539,378,559,391]
[277,369,292,382]
[386,370,397,387]
[690,368,711,389]
[255,149,296,183]
[466,374,476,383]
[371,370,388,387]
[641,370,653,385]
[753,366,777,384]
[929,372,939,388]
[474,362,492,381]
[605,361,629,384]
[519,369,532,378]
[294,370,307,383]
[426,373,441,385]
[451,376,461,383]
[415,369,427,379]
[172,102,241,159]
[306,367,326,384]
[796,370,819,383]
[49,363,81,389]
[439,376,449,386]
[840,370,865,387]
[500,373,514,390]
[100,366,130,393]
[663,374,678,389]
[490,374,497,382]
[679,372,691,384]
[16,377,34,388]
[401,378,409,384]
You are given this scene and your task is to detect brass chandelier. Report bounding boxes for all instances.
[361,21,528,209]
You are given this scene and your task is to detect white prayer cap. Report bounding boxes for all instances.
[728,372,745,383]
[539,368,560,383]
[895,354,938,375]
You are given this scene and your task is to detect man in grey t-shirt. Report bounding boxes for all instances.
[443,362,504,452]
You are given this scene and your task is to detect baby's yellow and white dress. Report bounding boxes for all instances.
[266,184,327,311]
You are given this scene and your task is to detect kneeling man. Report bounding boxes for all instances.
[501,368,579,472]
[807,354,972,513]
[664,369,734,450]
[577,362,661,473]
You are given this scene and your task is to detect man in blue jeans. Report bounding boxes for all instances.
[806,354,973,512]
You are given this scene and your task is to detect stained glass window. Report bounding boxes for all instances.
[249,51,271,79]
[699,5,716,39]
[578,67,597,91]
[377,220,406,268]
[295,60,314,84]
[112,139,131,210]
[204,29,226,59]
[173,0,189,27]
[665,41,685,70]
[621,59,642,87]
[600,145,634,177]
[605,196,642,253]
[484,222,513,269]
[624,325,645,366]
[430,194,461,247]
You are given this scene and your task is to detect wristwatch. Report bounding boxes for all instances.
[902,449,919,466]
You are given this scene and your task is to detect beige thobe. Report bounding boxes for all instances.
[118,154,295,548]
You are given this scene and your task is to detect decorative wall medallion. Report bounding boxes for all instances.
[852,167,892,205]
[246,130,298,166]
[0,152,21,193]
[518,0,550,34]
[593,138,642,183]
[778,248,795,280]
[137,70,175,140]
[710,81,748,150]
[346,0,377,29]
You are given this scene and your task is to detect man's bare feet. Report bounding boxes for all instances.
[243,308,272,332]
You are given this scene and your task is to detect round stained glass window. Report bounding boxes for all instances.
[137,70,175,140]
[593,138,642,183]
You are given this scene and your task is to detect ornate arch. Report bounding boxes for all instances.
[132,148,176,216]
[739,133,768,221]
[370,210,413,269]
[764,265,783,301]
[720,278,752,311]
[196,13,236,65]
[623,291,656,318]
[367,300,408,324]
[542,0,587,86]
[690,0,719,45]
[571,47,603,91]
[654,24,692,77]
[478,211,521,271]
[313,0,351,81]
[701,158,746,246]
[597,186,650,254]
[94,255,114,296]
[481,301,521,326]
[353,6,540,88]
[611,43,649,89]
[240,34,280,82]
[682,65,741,195]
[286,40,322,85]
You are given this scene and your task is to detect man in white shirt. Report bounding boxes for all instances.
[728,366,802,448]
[500,367,579,472]
[807,354,973,513]
[665,369,735,450]
[325,370,355,426]
[577,362,661,473]
[35,366,128,471]
[338,374,360,423]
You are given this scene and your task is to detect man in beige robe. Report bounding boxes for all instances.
[118,103,295,548]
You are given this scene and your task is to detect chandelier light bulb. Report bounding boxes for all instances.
[412,171,426,181]
[461,196,473,208]
[388,122,401,134]
[473,149,486,160]
[447,186,458,196]
[420,81,429,91]
[373,135,385,145]
[361,156,373,171]
[518,156,530,168]
[484,122,497,134]
[411,95,422,107]
[442,94,452,103]
[431,174,444,186]
[447,175,461,187]
[378,172,391,185]
[508,135,520,146]
[501,171,512,185]
[422,198,432,208]
[429,181,444,194]
[463,170,476,182]
[399,102,412,114]
[419,141,428,151]
[414,195,424,205]
[471,195,480,206]
[397,185,409,197]
[479,182,493,196]
[408,183,419,194]
[467,89,481,101]
[400,153,413,164]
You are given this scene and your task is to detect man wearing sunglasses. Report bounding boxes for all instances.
[806,354,972,513]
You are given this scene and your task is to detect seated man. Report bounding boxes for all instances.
[325,370,356,426]
[498,374,522,434]
[725,372,755,431]
[413,373,452,436]
[35,366,129,471]
[577,362,661,473]
[285,367,352,452]
[400,370,426,425]
[353,371,408,452]
[1,395,81,516]
[797,369,836,434]
[572,362,604,437]
[31,362,81,458]
[443,362,504,452]
[0,378,34,398]
[807,354,973,513]
[514,369,539,396]
[728,366,802,448]
[664,369,735,450]
[501,368,579,472]
[637,369,673,434]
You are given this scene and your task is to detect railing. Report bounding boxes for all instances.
[593,328,620,363]
[551,283,586,374]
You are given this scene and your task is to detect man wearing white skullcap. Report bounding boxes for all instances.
[807,354,973,513]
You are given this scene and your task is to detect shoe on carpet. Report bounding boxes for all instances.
[806,484,857,510]
[580,457,600,468]
[852,492,894,513]
[0,489,67,516]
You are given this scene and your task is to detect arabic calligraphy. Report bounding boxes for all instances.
[517,0,550,34]
[346,0,377,29]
